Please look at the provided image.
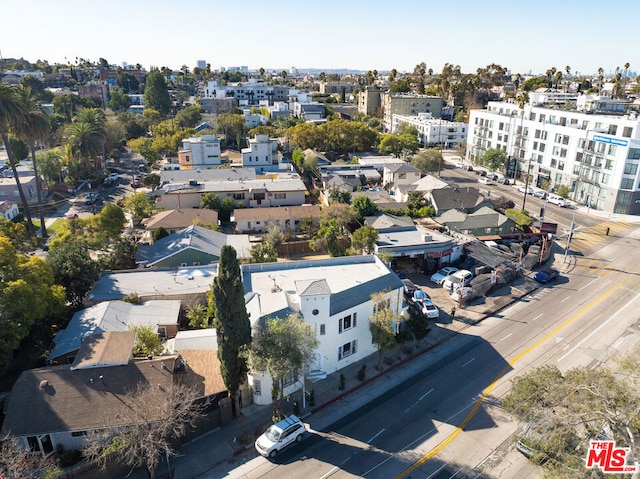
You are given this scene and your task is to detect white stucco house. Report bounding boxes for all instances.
[241,255,405,406]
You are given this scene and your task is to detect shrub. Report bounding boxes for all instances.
[357,364,367,382]
[59,449,82,467]
[338,373,346,391]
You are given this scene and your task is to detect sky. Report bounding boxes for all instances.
[2,0,639,77]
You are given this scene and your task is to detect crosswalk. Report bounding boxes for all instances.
[568,220,630,252]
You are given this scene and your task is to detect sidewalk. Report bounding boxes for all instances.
[125,274,541,479]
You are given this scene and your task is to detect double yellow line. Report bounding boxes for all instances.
[395,282,624,478]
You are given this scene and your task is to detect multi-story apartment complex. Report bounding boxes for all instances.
[242,134,280,173]
[202,79,288,106]
[177,135,221,169]
[392,113,467,148]
[467,99,640,215]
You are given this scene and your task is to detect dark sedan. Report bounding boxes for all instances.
[534,268,560,284]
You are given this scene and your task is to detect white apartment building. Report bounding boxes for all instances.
[202,79,288,105]
[177,135,221,169]
[242,134,280,173]
[392,113,467,148]
[242,255,405,405]
[467,100,640,215]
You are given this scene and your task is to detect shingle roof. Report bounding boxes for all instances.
[142,208,219,230]
[385,162,420,173]
[70,331,135,370]
[233,205,321,222]
[2,356,179,437]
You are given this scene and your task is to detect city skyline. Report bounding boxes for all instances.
[2,0,638,77]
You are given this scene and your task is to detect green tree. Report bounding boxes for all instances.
[351,225,378,254]
[117,72,140,94]
[144,70,171,115]
[107,87,132,112]
[352,195,379,222]
[265,224,284,250]
[174,104,202,129]
[65,108,106,176]
[47,240,100,307]
[556,185,571,198]
[131,325,164,357]
[410,148,442,174]
[200,192,222,210]
[0,237,66,372]
[247,313,319,416]
[0,218,34,253]
[142,173,161,190]
[36,149,64,186]
[123,191,155,219]
[249,243,278,263]
[505,208,535,229]
[98,236,137,271]
[406,190,427,211]
[0,82,35,236]
[502,358,640,478]
[311,217,348,257]
[215,113,246,149]
[369,292,399,370]
[482,147,507,173]
[212,245,252,415]
[328,188,351,205]
[187,303,211,329]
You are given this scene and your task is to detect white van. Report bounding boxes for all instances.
[548,194,568,207]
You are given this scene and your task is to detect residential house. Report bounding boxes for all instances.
[86,265,218,306]
[291,102,326,121]
[48,300,181,364]
[427,186,489,215]
[242,134,282,173]
[2,332,217,456]
[178,135,222,169]
[156,175,307,210]
[159,167,256,186]
[142,208,219,237]
[351,190,407,211]
[392,173,450,203]
[0,171,39,204]
[233,204,322,234]
[241,255,405,405]
[435,206,517,237]
[382,162,421,189]
[0,200,19,220]
[136,224,251,268]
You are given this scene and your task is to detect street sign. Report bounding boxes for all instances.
[540,222,558,235]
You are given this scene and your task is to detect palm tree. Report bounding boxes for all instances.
[624,62,630,77]
[65,117,105,177]
[0,82,35,236]
[597,67,604,95]
[15,87,51,238]
[565,65,571,77]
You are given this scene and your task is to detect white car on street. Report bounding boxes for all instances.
[255,415,305,458]
[478,177,493,185]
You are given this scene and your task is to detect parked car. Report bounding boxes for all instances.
[131,178,142,189]
[108,172,119,181]
[532,190,547,199]
[474,169,487,177]
[65,210,79,219]
[255,415,305,458]
[478,177,493,185]
[442,270,474,292]
[534,268,560,284]
[455,161,465,168]
[548,194,569,207]
[487,173,499,181]
[498,177,511,185]
[462,164,474,171]
[430,266,459,285]
[517,185,534,194]
[420,300,440,319]
[401,279,418,298]
[85,193,99,205]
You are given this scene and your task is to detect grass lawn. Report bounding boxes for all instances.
[46,218,66,234]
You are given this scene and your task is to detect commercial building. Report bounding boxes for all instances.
[467,98,640,215]
[392,113,467,148]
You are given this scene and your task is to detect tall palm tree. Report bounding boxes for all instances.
[15,87,51,238]
[0,82,35,236]
[597,67,604,95]
[65,108,106,177]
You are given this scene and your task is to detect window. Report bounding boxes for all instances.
[338,340,358,360]
[629,149,640,160]
[71,431,88,437]
[274,193,286,199]
[320,324,325,335]
[253,379,261,396]
[338,313,357,333]
[608,124,618,135]
[233,193,245,200]
[621,178,634,189]
[608,145,617,156]
[623,127,633,138]
[624,163,638,175]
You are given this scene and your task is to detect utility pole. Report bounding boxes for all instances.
[563,206,578,263]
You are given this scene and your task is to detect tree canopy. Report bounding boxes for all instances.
[144,70,171,115]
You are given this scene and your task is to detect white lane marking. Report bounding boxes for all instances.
[320,466,339,479]
[340,456,351,465]
[500,333,512,342]
[462,357,475,368]
[532,313,543,321]
[557,292,640,362]
[404,388,434,413]
[367,428,385,444]
[578,278,598,292]
[560,296,571,303]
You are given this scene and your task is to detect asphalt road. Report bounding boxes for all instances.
[214,221,640,478]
